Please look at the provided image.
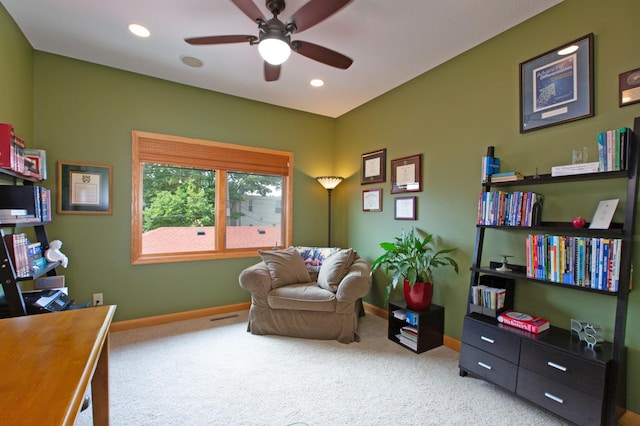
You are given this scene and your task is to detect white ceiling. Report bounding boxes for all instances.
[1,0,562,118]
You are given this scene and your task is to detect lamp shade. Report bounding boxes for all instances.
[258,37,291,65]
[316,176,343,190]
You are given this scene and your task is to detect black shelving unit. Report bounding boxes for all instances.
[0,173,58,318]
[388,300,444,353]
[459,117,639,425]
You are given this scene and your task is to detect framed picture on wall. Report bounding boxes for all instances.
[391,154,422,194]
[519,33,594,133]
[394,196,416,220]
[619,67,640,107]
[57,161,113,215]
[361,149,386,184]
[362,188,382,212]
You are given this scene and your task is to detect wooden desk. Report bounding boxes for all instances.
[0,305,116,425]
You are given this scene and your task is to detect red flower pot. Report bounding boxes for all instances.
[403,279,433,311]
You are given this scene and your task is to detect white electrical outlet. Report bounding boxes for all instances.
[93,293,103,306]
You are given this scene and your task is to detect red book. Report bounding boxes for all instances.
[498,310,550,334]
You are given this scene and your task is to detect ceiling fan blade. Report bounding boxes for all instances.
[185,35,256,45]
[264,62,281,82]
[292,40,353,69]
[231,0,266,23]
[287,0,353,33]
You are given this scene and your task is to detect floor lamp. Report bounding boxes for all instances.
[316,176,343,247]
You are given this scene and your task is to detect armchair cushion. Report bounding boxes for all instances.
[259,247,310,288]
[317,248,356,292]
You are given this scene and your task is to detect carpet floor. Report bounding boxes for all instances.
[75,310,567,425]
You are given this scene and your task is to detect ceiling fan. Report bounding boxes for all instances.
[185,0,354,82]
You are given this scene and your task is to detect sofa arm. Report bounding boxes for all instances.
[336,258,372,303]
[239,262,273,301]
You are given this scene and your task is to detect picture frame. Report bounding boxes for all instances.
[57,161,113,215]
[519,33,594,133]
[390,154,422,194]
[394,196,416,220]
[362,188,382,212]
[361,149,386,185]
[619,67,640,107]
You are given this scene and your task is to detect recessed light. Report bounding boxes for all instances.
[180,55,204,68]
[128,24,150,38]
[310,79,324,87]
[558,45,579,55]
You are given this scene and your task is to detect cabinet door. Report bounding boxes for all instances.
[517,368,603,425]
[519,340,607,400]
[462,317,521,363]
[459,343,518,392]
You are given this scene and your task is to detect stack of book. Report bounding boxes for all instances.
[489,171,524,183]
[397,325,418,350]
[498,310,549,334]
[0,123,26,175]
[0,123,47,180]
[477,191,543,227]
[525,234,622,292]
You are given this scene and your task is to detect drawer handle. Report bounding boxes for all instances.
[544,392,564,404]
[477,361,492,370]
[547,361,567,372]
[480,336,495,344]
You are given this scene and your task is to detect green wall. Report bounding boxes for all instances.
[336,0,640,413]
[31,52,340,321]
[0,2,33,141]
[3,0,640,413]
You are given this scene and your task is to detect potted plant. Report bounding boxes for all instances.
[370,227,459,311]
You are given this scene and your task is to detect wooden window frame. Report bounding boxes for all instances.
[131,130,293,265]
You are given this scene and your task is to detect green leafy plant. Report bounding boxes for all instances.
[370,227,459,304]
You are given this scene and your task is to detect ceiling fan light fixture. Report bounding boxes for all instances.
[258,37,291,65]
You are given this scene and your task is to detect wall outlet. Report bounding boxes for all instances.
[93,293,103,306]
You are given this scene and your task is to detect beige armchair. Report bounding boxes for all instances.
[239,246,371,343]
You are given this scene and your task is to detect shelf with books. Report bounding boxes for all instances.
[0,162,59,319]
[461,116,640,425]
[387,300,444,354]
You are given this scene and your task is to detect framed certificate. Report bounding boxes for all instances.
[362,188,382,212]
[391,154,422,194]
[361,149,386,184]
[57,161,113,215]
[394,196,416,220]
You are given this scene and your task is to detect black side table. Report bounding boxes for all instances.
[388,300,444,353]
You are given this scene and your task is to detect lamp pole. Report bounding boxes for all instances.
[316,176,343,247]
[326,188,333,247]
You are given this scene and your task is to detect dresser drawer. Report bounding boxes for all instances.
[459,343,518,392]
[519,340,607,399]
[462,316,521,363]
[517,367,603,425]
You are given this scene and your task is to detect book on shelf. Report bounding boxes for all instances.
[597,127,631,172]
[471,285,506,310]
[525,234,621,291]
[2,231,30,278]
[481,146,500,183]
[0,123,26,174]
[396,334,418,351]
[551,162,600,177]
[477,191,543,227]
[400,326,418,342]
[489,172,524,183]
[497,310,550,334]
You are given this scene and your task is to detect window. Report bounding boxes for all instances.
[131,131,293,265]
